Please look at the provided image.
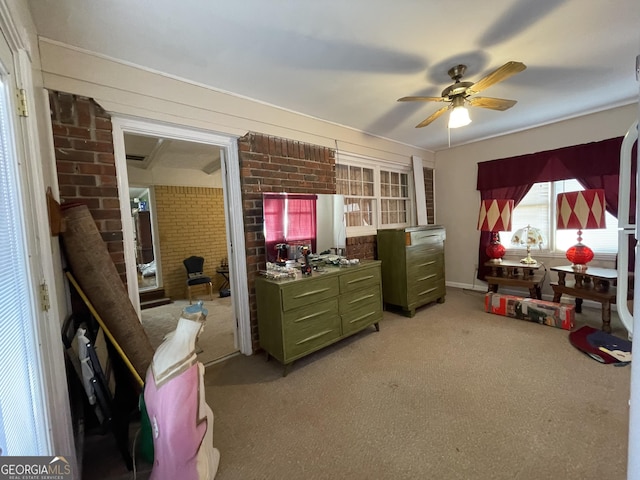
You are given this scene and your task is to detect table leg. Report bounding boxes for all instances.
[574,298,583,314]
[528,285,537,299]
[552,290,562,303]
[601,301,612,333]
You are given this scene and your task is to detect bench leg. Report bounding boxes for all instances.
[575,298,583,314]
[602,301,612,333]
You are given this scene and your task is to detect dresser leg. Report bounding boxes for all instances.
[437,296,445,304]
[283,363,293,377]
[374,322,380,332]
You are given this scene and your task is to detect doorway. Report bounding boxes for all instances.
[112,117,252,360]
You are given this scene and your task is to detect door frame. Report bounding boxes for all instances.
[111,116,252,355]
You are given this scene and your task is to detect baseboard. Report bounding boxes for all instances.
[444,280,616,312]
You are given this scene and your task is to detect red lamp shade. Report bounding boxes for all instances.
[556,189,606,270]
[478,199,514,262]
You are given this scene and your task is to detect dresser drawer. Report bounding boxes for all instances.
[407,253,444,278]
[407,241,442,259]
[284,301,341,358]
[338,286,380,313]
[281,276,339,311]
[407,228,445,246]
[408,276,446,303]
[283,298,339,329]
[341,298,382,335]
[339,265,381,294]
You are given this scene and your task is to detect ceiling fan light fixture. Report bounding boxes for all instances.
[448,99,471,129]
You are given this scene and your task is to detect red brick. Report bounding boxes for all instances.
[56,149,95,163]
[58,173,96,186]
[71,139,113,153]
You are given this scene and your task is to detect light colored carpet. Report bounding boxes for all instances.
[141,296,237,365]
[202,288,631,480]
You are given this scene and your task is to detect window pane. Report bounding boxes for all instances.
[555,179,618,253]
[503,179,618,254]
[0,75,47,454]
[501,183,550,250]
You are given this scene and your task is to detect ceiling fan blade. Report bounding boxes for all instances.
[415,106,449,128]
[468,97,517,111]
[398,96,446,102]
[468,61,526,95]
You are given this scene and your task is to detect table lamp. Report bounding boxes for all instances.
[510,225,544,264]
[556,189,606,271]
[477,199,514,263]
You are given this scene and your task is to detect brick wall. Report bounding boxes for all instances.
[238,133,336,350]
[346,235,377,260]
[49,92,126,282]
[154,186,227,299]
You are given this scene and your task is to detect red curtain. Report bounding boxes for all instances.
[476,136,636,280]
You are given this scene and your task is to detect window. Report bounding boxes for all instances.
[380,170,409,225]
[501,179,618,255]
[337,164,375,229]
[0,62,49,453]
[336,154,414,235]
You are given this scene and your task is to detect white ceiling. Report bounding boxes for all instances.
[27,0,640,152]
[124,133,221,174]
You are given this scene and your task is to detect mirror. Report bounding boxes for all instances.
[130,187,157,291]
[263,193,346,263]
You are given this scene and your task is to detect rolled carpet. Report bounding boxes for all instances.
[61,204,154,380]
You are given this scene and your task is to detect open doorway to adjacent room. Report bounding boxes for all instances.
[112,119,251,364]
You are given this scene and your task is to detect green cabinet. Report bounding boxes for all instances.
[377,225,446,317]
[255,261,382,374]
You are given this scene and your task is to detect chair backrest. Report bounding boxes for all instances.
[183,256,205,277]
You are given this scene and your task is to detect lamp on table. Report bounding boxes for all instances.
[477,199,514,263]
[510,225,544,264]
[556,189,606,272]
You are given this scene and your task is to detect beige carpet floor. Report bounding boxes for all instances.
[92,287,632,480]
[141,296,237,365]
[203,288,630,480]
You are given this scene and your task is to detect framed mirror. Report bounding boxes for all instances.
[263,193,346,263]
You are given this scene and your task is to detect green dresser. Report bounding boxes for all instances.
[377,225,446,317]
[255,260,382,374]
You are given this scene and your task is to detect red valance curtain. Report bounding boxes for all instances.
[476,136,635,280]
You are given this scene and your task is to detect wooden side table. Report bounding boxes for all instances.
[550,265,617,333]
[484,260,545,300]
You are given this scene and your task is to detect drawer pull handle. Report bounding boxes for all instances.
[418,260,437,267]
[293,287,330,299]
[418,287,438,296]
[417,274,437,281]
[293,309,332,323]
[296,329,335,345]
[348,311,376,324]
[347,275,374,285]
[348,293,374,305]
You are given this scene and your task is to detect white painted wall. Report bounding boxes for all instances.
[435,103,638,293]
[37,39,434,166]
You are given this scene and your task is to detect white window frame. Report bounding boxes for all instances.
[336,152,414,236]
[502,179,618,261]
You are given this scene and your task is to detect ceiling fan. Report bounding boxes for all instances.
[398,61,527,128]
